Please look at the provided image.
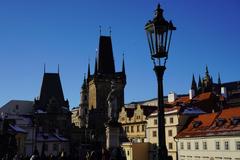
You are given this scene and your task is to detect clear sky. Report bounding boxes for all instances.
[0,0,239,108]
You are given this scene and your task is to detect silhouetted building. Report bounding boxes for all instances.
[80,35,126,145]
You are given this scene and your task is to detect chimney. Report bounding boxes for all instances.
[221,87,227,98]
[168,92,177,103]
[189,89,195,100]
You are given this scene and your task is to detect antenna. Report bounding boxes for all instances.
[99,25,102,35]
[58,64,60,74]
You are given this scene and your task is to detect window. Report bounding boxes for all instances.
[169,143,173,150]
[53,143,58,151]
[224,141,229,150]
[180,142,184,150]
[203,142,207,150]
[216,141,220,150]
[152,131,157,137]
[126,126,129,133]
[154,119,157,125]
[137,125,140,132]
[187,142,191,150]
[131,126,134,132]
[141,125,145,132]
[168,130,172,137]
[195,142,199,150]
[236,141,240,150]
[170,117,174,124]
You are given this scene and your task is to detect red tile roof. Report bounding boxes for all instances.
[176,106,240,138]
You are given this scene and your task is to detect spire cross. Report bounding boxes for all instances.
[44,63,46,73]
[109,26,112,36]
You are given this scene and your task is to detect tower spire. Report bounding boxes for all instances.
[122,53,125,75]
[206,65,209,75]
[87,61,91,78]
[94,57,98,75]
[198,75,202,92]
[218,72,221,84]
[191,74,197,91]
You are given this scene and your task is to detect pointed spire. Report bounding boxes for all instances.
[198,75,202,89]
[122,53,125,75]
[87,60,91,78]
[218,72,221,84]
[206,65,209,74]
[191,74,197,90]
[82,74,87,90]
[94,57,98,75]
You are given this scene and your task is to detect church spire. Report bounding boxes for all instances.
[81,74,87,90]
[198,75,202,91]
[122,53,125,75]
[94,57,98,75]
[87,62,91,78]
[191,74,197,91]
[206,65,209,75]
[218,72,221,84]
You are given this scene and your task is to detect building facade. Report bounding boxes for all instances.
[79,35,126,146]
[176,107,240,160]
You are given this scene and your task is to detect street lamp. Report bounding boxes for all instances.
[145,4,176,160]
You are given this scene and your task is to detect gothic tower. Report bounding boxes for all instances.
[85,35,126,144]
[33,72,71,137]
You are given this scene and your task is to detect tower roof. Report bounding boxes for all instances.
[39,73,66,107]
[97,36,115,74]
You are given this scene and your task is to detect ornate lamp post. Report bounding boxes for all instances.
[145,4,176,160]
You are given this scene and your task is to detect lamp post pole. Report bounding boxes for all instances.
[155,66,168,160]
[145,4,176,160]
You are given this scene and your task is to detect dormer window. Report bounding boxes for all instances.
[231,117,240,125]
[216,118,226,126]
[192,121,202,128]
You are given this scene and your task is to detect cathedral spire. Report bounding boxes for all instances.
[94,57,98,75]
[218,72,221,84]
[82,74,87,90]
[191,74,197,91]
[87,61,91,78]
[206,65,209,74]
[198,75,202,90]
[122,53,125,75]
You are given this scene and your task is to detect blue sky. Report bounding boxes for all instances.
[0,0,239,108]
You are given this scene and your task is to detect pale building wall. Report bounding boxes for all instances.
[146,109,190,160]
[119,105,147,142]
[71,108,80,127]
[177,136,240,160]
